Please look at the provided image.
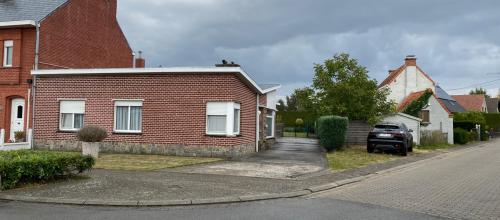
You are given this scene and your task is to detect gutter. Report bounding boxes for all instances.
[30,21,40,149]
[0,20,36,28]
[256,94,260,153]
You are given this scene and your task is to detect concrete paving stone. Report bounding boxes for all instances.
[83,200,139,206]
[238,193,282,201]
[306,182,339,192]
[138,199,192,206]
[191,196,242,205]
[277,190,311,198]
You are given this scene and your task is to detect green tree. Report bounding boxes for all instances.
[312,53,395,124]
[469,87,490,98]
[284,87,316,112]
[276,99,286,111]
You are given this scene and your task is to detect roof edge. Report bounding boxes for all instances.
[31,67,277,94]
[396,112,423,122]
[0,20,36,28]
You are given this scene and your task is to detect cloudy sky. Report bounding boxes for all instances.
[117,0,500,98]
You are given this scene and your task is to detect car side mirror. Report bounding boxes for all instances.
[408,129,413,132]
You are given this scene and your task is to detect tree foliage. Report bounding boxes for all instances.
[469,87,490,98]
[312,53,395,123]
[284,87,316,112]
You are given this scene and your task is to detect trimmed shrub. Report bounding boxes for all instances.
[0,150,94,190]
[316,116,348,151]
[483,113,500,131]
[77,125,108,142]
[454,128,470,145]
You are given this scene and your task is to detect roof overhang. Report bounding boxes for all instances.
[261,85,281,94]
[31,67,277,95]
[0,20,36,28]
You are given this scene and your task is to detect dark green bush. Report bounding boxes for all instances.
[77,125,108,142]
[0,150,94,190]
[454,128,470,145]
[316,116,348,151]
[483,113,500,131]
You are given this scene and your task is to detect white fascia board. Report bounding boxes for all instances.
[32,67,269,94]
[261,85,282,94]
[0,20,36,27]
[396,112,423,122]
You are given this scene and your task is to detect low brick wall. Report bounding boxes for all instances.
[34,139,256,158]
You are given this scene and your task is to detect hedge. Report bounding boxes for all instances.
[0,150,94,190]
[483,113,500,131]
[316,116,348,151]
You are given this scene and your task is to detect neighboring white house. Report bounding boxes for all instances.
[379,56,454,144]
[382,113,422,145]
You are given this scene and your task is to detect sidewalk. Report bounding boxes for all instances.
[0,139,489,206]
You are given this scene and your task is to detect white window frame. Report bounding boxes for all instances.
[114,100,143,133]
[266,110,275,138]
[206,102,240,136]
[3,40,13,67]
[59,100,85,131]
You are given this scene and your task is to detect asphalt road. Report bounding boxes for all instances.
[0,198,445,220]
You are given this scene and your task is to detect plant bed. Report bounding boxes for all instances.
[94,154,223,171]
[0,150,94,190]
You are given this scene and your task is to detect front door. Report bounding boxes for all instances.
[10,98,25,142]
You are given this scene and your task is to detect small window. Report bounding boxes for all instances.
[59,100,85,131]
[206,102,240,136]
[420,110,430,123]
[266,111,274,138]
[114,100,142,133]
[17,105,23,119]
[3,40,13,67]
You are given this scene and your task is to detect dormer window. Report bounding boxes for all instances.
[3,40,13,67]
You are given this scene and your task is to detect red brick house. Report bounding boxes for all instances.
[32,64,280,157]
[0,0,133,142]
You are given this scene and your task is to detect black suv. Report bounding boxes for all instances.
[367,122,413,156]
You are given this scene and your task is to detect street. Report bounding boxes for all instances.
[1,139,499,220]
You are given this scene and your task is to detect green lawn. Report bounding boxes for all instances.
[326,146,398,171]
[94,154,223,171]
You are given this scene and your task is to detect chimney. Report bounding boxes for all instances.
[215,59,240,67]
[405,55,417,66]
[135,51,145,68]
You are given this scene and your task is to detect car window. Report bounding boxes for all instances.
[374,125,400,130]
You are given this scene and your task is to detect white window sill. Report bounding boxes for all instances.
[266,136,275,139]
[206,133,239,137]
[113,130,142,134]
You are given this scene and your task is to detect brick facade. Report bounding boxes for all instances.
[0,0,132,141]
[34,73,260,157]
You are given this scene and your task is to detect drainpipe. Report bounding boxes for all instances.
[256,94,259,152]
[30,21,40,148]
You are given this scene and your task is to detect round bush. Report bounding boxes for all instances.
[77,125,108,142]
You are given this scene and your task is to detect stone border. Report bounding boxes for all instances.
[0,141,489,207]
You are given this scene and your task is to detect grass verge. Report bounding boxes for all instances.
[94,154,223,171]
[326,146,398,171]
[416,143,456,151]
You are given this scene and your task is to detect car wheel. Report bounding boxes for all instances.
[408,141,413,152]
[400,143,408,156]
[367,144,374,153]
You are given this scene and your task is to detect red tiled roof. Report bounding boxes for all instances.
[397,90,427,111]
[452,95,486,112]
[397,89,453,117]
[378,64,436,88]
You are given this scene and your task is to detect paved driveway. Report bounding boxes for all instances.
[311,138,500,220]
[175,137,328,179]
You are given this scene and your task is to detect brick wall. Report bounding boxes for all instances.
[34,73,257,150]
[39,0,133,69]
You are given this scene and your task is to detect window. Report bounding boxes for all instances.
[206,102,240,136]
[60,100,85,131]
[17,105,23,119]
[266,111,274,138]
[420,110,430,123]
[3,40,13,67]
[114,100,142,133]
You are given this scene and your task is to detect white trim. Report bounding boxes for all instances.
[0,20,36,27]
[265,111,275,138]
[261,85,281,94]
[395,112,422,122]
[206,102,240,136]
[113,100,143,133]
[57,98,87,101]
[31,67,277,95]
[3,40,13,67]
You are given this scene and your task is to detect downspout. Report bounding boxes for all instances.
[30,21,40,148]
[256,94,259,152]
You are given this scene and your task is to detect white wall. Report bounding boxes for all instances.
[266,90,278,110]
[421,96,454,144]
[382,113,421,145]
[386,66,435,104]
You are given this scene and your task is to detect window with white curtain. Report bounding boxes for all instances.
[59,100,85,131]
[3,40,13,67]
[114,100,142,133]
[206,102,240,136]
[266,110,274,138]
